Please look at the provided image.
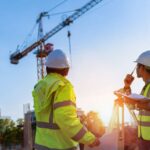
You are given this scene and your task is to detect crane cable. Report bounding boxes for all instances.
[19,23,38,50]
[67,29,72,67]
[47,0,69,13]
[19,0,70,51]
[48,9,79,17]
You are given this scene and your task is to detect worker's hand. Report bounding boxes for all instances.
[124,74,134,89]
[126,104,135,110]
[114,88,126,97]
[115,88,125,94]
[88,138,100,148]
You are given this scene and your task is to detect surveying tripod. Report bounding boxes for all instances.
[114,91,138,150]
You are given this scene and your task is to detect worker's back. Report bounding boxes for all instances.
[32,73,79,149]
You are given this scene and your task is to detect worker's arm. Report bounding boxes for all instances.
[123,74,134,94]
[53,83,99,145]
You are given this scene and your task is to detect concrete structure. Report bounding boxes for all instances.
[23,111,35,150]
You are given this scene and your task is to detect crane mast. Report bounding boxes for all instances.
[36,12,48,80]
[10,0,103,65]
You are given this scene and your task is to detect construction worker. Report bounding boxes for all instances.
[32,49,100,150]
[123,50,150,150]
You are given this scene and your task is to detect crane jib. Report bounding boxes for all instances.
[10,0,103,64]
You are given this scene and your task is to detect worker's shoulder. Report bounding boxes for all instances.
[56,79,73,91]
[33,73,73,90]
[51,73,73,86]
[33,79,47,91]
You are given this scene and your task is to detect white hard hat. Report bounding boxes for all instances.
[45,49,70,69]
[135,50,150,67]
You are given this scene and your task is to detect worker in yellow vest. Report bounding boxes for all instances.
[123,50,150,150]
[32,49,100,150]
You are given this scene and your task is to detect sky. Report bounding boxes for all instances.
[1,0,150,125]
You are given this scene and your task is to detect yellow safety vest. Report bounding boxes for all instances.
[32,73,95,150]
[137,83,150,140]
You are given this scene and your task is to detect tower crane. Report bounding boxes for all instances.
[10,0,103,79]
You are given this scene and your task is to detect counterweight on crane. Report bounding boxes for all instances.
[10,0,103,67]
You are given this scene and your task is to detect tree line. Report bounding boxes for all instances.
[0,118,23,149]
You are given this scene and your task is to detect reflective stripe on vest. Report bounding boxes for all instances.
[72,126,87,141]
[138,83,150,140]
[35,144,78,150]
[36,100,76,129]
[138,121,150,127]
[139,111,150,116]
[36,122,59,129]
[53,101,86,141]
[53,100,76,110]
[36,92,59,129]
